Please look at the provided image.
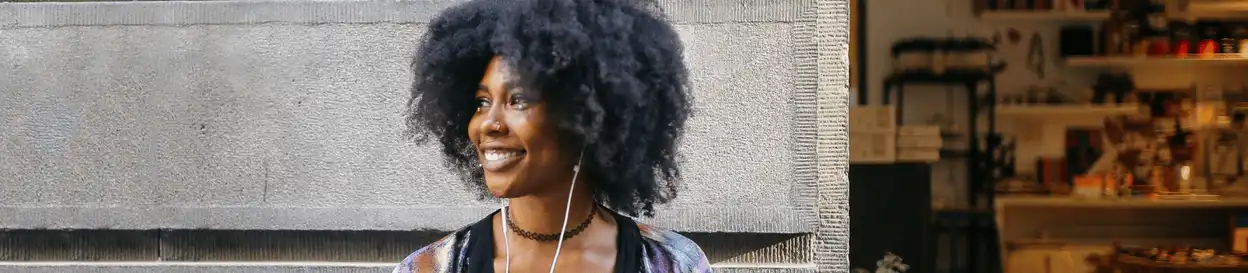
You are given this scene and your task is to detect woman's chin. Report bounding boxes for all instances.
[489,189,509,198]
[485,183,519,198]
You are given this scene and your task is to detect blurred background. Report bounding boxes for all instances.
[852,0,1248,273]
[0,0,851,272]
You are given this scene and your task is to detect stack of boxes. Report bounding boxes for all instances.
[849,106,896,163]
[896,125,943,162]
[850,106,944,164]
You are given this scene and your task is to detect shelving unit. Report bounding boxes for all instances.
[883,71,1000,206]
[1066,55,1248,68]
[971,3,1248,273]
[883,71,1002,273]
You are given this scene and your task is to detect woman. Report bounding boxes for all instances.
[395,0,710,272]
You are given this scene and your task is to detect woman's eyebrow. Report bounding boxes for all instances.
[502,82,540,98]
[503,82,522,93]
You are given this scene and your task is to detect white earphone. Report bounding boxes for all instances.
[500,147,586,273]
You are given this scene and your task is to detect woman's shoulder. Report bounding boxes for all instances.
[635,223,714,273]
[392,228,471,273]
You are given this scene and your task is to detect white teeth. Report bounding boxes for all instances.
[484,150,521,161]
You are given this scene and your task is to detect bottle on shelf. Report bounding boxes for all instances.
[1102,10,1128,56]
[1175,161,1194,194]
[1219,24,1241,55]
[1197,21,1219,58]
[1142,1,1170,56]
[1234,24,1248,57]
[1171,20,1196,58]
[1123,15,1143,56]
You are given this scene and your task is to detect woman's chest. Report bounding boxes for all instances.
[491,252,617,273]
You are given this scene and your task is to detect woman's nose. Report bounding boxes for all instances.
[481,109,508,136]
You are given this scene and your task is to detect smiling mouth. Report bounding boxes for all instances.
[482,149,526,171]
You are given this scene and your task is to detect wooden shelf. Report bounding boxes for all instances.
[1189,2,1248,18]
[978,10,1110,22]
[996,196,1248,209]
[997,104,1141,119]
[978,2,1248,23]
[1066,55,1248,67]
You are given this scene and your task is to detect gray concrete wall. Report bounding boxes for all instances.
[0,0,851,272]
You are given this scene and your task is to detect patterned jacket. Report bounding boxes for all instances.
[392,210,713,273]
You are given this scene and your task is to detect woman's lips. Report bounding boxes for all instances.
[482,149,526,172]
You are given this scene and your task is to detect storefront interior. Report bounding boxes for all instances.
[850,0,1248,272]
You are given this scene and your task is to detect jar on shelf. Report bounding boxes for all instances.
[1147,36,1170,56]
[1234,24,1248,57]
[1141,1,1169,36]
[1219,23,1241,54]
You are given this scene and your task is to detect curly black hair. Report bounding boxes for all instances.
[405,0,692,217]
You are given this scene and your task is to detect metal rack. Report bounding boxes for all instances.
[881,71,1002,273]
[883,71,1000,206]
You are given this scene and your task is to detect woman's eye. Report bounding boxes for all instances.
[476,98,490,110]
[509,96,530,110]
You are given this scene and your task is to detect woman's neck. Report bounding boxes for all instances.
[504,180,597,235]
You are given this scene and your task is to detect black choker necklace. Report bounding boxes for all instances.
[505,206,597,242]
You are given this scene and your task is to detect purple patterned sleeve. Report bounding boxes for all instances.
[392,234,459,273]
[392,250,417,273]
[662,232,713,273]
[639,225,714,273]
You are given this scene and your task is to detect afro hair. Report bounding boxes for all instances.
[404,0,692,217]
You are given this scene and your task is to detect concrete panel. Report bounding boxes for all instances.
[0,0,853,271]
[0,0,820,234]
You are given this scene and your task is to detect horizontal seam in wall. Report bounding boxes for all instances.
[0,20,807,30]
[0,206,816,233]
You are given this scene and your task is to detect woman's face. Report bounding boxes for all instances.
[469,57,577,198]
